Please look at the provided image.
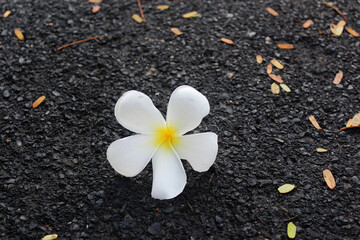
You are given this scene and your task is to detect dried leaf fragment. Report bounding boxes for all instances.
[170,27,182,36]
[277,43,294,49]
[280,83,291,92]
[266,7,278,16]
[340,113,360,130]
[271,83,280,94]
[92,5,101,13]
[88,0,102,3]
[182,11,199,18]
[267,64,272,74]
[333,71,343,85]
[346,28,360,37]
[352,112,360,126]
[268,73,284,83]
[278,184,295,193]
[271,59,284,69]
[132,14,143,23]
[287,222,296,239]
[157,5,170,10]
[316,148,328,152]
[3,10,11,18]
[256,55,263,64]
[221,38,234,45]
[330,20,346,36]
[32,96,46,109]
[346,118,353,127]
[303,19,314,29]
[14,28,24,41]
[41,234,58,240]
[309,114,322,130]
[323,169,336,189]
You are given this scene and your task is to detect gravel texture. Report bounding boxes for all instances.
[1,0,360,239]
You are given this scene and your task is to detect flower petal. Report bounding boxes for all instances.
[115,90,166,134]
[174,133,218,172]
[107,134,157,177]
[151,143,186,199]
[166,85,210,135]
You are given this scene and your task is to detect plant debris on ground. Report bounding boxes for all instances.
[0,0,359,239]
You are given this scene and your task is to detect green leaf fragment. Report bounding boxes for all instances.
[278,184,295,193]
[287,222,296,239]
[280,83,291,92]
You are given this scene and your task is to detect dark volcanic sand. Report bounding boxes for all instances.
[1,0,360,239]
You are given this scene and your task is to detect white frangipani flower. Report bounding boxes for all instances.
[107,85,218,200]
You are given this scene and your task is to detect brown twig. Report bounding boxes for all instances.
[57,35,105,51]
[137,0,146,22]
[284,216,298,222]
[340,126,360,131]
[187,202,194,212]
[277,204,289,213]
[321,1,348,24]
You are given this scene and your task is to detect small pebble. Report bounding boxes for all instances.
[248,178,257,186]
[352,176,360,185]
[265,37,272,44]
[215,215,223,223]
[247,31,256,37]
[52,91,61,96]
[224,131,232,136]
[148,222,161,235]
[19,57,25,64]
[3,90,10,97]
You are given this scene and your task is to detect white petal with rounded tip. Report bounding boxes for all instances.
[151,143,186,200]
[174,132,218,172]
[107,134,157,177]
[115,90,166,134]
[166,86,210,135]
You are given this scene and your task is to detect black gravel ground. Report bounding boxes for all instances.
[1,0,360,239]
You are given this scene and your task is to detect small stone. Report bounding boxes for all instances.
[352,176,360,185]
[246,31,256,37]
[15,114,22,120]
[265,37,272,44]
[3,90,10,98]
[354,151,360,157]
[162,206,175,213]
[248,178,257,186]
[335,84,343,88]
[70,223,80,231]
[148,222,161,235]
[6,179,16,184]
[224,131,232,136]
[226,72,234,78]
[215,215,223,223]
[19,57,25,64]
[52,91,61,96]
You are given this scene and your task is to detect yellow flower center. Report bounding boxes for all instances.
[154,126,180,150]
